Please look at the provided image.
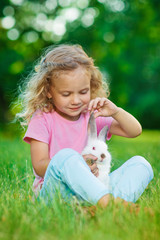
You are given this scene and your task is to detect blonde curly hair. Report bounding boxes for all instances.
[16,44,109,125]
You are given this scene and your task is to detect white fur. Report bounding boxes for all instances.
[82,113,112,188]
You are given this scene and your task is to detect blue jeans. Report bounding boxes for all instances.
[39,148,154,204]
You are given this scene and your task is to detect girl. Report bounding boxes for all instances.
[17,44,153,207]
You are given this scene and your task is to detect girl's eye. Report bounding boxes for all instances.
[62,93,70,97]
[81,91,87,94]
[80,89,89,94]
[92,147,96,150]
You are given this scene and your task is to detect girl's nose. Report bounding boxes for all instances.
[71,94,81,104]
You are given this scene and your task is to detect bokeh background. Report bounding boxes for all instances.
[0,0,160,130]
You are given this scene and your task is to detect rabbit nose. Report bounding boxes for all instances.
[101,154,106,159]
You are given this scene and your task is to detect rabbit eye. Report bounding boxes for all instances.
[92,147,96,150]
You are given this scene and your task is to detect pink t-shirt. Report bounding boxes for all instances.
[24,111,113,196]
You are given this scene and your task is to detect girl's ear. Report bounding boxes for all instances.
[88,112,97,140]
[47,92,52,99]
[98,126,108,142]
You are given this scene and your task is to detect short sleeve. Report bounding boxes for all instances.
[23,112,50,144]
[95,116,113,141]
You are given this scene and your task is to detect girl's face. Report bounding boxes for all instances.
[48,66,91,121]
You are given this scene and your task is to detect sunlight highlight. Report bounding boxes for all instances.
[1,16,15,29]
[7,28,19,40]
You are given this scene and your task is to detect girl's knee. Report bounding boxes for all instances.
[49,148,83,169]
[54,148,80,159]
[45,148,84,181]
[130,155,154,179]
[110,156,154,203]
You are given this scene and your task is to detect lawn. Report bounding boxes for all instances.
[0,129,160,240]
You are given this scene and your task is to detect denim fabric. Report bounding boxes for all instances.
[109,156,154,202]
[39,148,154,204]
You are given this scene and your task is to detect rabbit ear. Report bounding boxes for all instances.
[98,125,109,142]
[88,112,97,140]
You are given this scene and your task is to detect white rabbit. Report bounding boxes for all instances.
[82,113,111,188]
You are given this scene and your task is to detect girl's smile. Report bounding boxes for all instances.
[47,66,91,121]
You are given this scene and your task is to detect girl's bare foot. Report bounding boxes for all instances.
[98,194,111,208]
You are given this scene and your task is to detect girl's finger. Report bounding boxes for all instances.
[99,97,108,107]
[94,111,102,118]
[88,99,96,111]
[90,163,97,171]
[82,154,98,161]
[92,167,99,177]
[92,98,101,109]
[87,100,94,111]
[88,98,101,111]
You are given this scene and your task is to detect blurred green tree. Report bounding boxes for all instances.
[0,0,160,128]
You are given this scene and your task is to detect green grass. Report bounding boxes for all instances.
[0,130,160,240]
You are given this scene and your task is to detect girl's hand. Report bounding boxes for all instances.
[88,97,119,118]
[88,97,142,138]
[82,154,99,177]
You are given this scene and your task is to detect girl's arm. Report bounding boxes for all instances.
[109,107,142,137]
[88,98,142,138]
[30,139,51,177]
[30,139,100,177]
